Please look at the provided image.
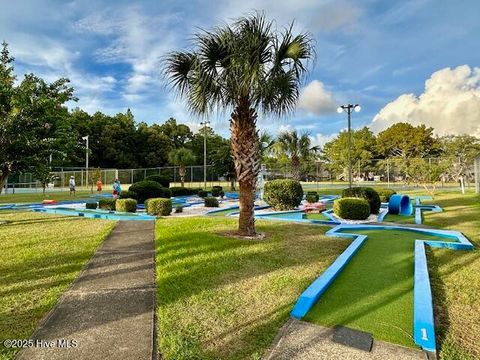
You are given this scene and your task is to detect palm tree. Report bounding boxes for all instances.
[168,148,196,187]
[164,13,314,236]
[276,130,318,180]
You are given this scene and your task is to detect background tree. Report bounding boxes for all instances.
[168,148,196,187]
[159,117,193,148]
[164,13,314,235]
[276,130,318,180]
[441,134,480,183]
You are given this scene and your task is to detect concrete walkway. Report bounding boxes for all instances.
[17,221,157,360]
[264,319,425,360]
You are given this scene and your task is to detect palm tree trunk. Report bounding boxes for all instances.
[230,97,260,236]
[292,156,301,180]
[179,165,186,187]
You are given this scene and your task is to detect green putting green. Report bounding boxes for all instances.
[383,213,414,224]
[304,229,448,348]
[305,212,331,221]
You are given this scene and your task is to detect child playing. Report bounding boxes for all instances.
[96,178,103,193]
[69,176,76,196]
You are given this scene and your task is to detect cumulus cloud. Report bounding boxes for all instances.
[310,133,337,147]
[298,80,337,115]
[371,65,480,137]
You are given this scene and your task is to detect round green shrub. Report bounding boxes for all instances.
[333,197,370,220]
[175,205,183,213]
[85,202,97,210]
[211,186,223,197]
[129,181,171,204]
[98,198,116,210]
[170,187,200,197]
[377,188,397,203]
[204,197,219,207]
[146,198,172,216]
[119,190,137,200]
[198,190,208,198]
[342,187,381,214]
[305,191,319,203]
[145,175,170,188]
[115,198,137,213]
[264,179,304,210]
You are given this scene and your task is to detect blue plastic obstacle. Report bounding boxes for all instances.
[388,194,413,216]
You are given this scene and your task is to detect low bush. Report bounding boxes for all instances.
[145,175,170,188]
[119,190,137,200]
[377,188,397,202]
[85,202,97,210]
[204,197,219,207]
[129,181,171,204]
[342,187,381,214]
[333,197,370,220]
[115,198,137,213]
[211,186,223,197]
[98,198,116,210]
[170,187,201,197]
[175,205,183,213]
[306,191,319,203]
[198,190,208,198]
[146,198,172,216]
[264,179,304,210]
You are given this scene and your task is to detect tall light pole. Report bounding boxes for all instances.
[200,121,210,188]
[337,104,361,188]
[82,136,89,188]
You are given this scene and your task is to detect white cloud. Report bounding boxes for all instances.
[298,80,337,115]
[310,133,337,147]
[371,65,480,136]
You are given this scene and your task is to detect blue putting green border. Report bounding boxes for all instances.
[290,223,474,354]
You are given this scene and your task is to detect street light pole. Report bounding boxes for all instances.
[337,104,361,189]
[82,136,89,188]
[200,121,210,189]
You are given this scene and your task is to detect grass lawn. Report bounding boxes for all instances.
[0,190,95,204]
[383,213,415,224]
[155,217,350,360]
[304,228,445,348]
[0,211,115,360]
[422,192,480,360]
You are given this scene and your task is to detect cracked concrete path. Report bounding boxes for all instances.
[264,319,426,360]
[16,221,157,360]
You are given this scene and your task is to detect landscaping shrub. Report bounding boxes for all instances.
[198,190,208,198]
[306,191,319,203]
[175,205,183,213]
[129,180,171,204]
[119,190,137,200]
[170,187,201,197]
[98,198,116,210]
[115,198,137,213]
[342,187,381,214]
[264,179,304,210]
[85,202,97,209]
[333,197,370,220]
[211,186,223,197]
[145,175,170,188]
[146,198,172,216]
[219,190,225,198]
[204,197,219,207]
[377,188,397,202]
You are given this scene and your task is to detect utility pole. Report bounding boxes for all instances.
[82,136,89,188]
[337,104,361,188]
[200,121,210,189]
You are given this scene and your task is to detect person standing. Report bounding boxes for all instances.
[69,176,76,196]
[96,178,103,193]
[112,179,122,198]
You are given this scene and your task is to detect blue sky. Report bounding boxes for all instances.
[2,0,480,143]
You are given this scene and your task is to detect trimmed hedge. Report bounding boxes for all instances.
[146,198,172,216]
[98,198,116,210]
[175,205,183,213]
[145,175,170,188]
[306,191,319,203]
[86,202,97,210]
[342,187,381,214]
[204,197,219,207]
[119,190,137,200]
[333,197,370,220]
[264,179,304,210]
[211,186,223,197]
[198,190,208,198]
[115,198,137,212]
[170,187,202,197]
[129,180,171,204]
[377,188,397,203]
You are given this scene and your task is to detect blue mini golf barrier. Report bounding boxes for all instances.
[290,223,474,354]
[388,194,413,215]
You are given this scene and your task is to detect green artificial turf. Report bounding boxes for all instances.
[206,207,238,217]
[383,213,415,224]
[304,228,445,348]
[0,211,115,360]
[305,212,331,220]
[155,217,350,360]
